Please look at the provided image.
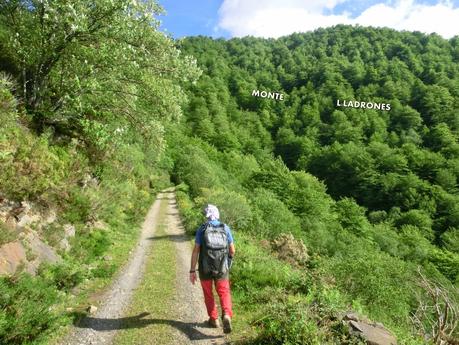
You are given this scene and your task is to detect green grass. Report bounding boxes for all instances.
[114,197,178,345]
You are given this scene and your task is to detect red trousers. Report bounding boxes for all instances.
[200,279,233,319]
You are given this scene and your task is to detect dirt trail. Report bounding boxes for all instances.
[164,190,227,345]
[59,189,228,345]
[60,190,164,345]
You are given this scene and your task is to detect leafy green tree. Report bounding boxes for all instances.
[0,0,200,148]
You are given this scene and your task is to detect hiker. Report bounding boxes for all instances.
[189,204,235,334]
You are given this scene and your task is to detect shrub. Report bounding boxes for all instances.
[397,225,432,263]
[62,188,93,223]
[0,131,68,201]
[195,188,253,230]
[0,273,59,344]
[0,221,16,246]
[254,299,324,345]
[70,229,111,263]
[250,188,302,238]
[334,198,371,237]
[440,227,459,253]
[393,210,434,241]
[428,248,459,283]
[38,262,85,291]
[175,186,201,234]
[329,248,416,325]
[272,233,309,267]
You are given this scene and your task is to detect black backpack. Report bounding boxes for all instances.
[199,222,229,278]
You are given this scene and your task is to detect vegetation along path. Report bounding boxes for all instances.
[60,188,228,345]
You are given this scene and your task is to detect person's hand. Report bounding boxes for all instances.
[189,271,197,285]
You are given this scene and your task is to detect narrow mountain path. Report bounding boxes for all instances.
[59,188,229,345]
[162,189,227,345]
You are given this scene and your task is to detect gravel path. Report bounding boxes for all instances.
[59,189,229,345]
[164,190,228,345]
[59,190,166,345]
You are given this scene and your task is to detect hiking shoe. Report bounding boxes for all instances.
[222,314,232,334]
[208,317,220,328]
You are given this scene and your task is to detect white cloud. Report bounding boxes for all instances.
[217,0,459,38]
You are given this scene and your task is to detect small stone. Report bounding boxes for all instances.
[87,305,98,314]
[63,224,76,238]
[17,213,40,228]
[44,210,57,225]
[59,238,71,252]
[343,312,360,321]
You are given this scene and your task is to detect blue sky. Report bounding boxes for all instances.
[158,0,459,39]
[158,0,224,38]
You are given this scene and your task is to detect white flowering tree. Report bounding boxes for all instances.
[0,0,200,157]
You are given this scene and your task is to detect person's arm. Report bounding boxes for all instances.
[189,243,200,284]
[226,225,235,257]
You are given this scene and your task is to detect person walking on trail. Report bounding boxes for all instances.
[189,204,235,334]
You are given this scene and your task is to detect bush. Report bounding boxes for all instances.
[231,233,309,294]
[175,186,202,234]
[397,225,432,263]
[0,131,69,201]
[329,248,416,325]
[428,248,459,283]
[250,188,302,238]
[393,210,434,241]
[0,273,60,344]
[38,262,85,291]
[62,188,93,223]
[70,229,111,263]
[195,188,253,230]
[334,198,371,237]
[254,299,324,345]
[440,227,459,253]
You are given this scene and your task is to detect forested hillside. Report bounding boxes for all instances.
[167,26,459,344]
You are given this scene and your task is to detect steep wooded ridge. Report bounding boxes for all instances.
[0,0,458,343]
[169,26,459,344]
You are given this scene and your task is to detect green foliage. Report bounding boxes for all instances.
[195,188,252,230]
[0,221,16,245]
[175,184,202,234]
[0,125,69,201]
[428,249,459,283]
[334,198,371,237]
[0,273,60,344]
[254,299,325,345]
[0,0,200,152]
[170,26,459,344]
[250,188,302,238]
[71,229,112,263]
[440,227,459,253]
[62,188,92,223]
[330,248,416,324]
[38,261,85,291]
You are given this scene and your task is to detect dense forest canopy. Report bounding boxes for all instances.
[177,26,459,256]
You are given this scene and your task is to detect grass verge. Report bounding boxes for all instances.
[113,197,177,345]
